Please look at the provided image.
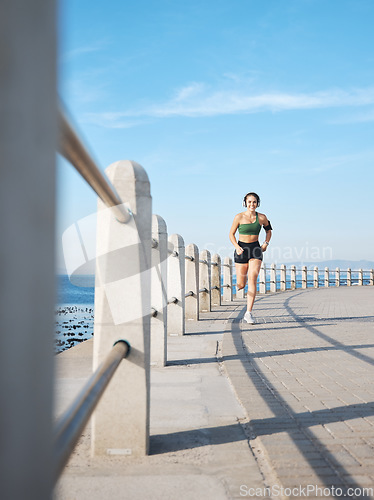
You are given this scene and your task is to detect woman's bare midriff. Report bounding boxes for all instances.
[238,235,259,243]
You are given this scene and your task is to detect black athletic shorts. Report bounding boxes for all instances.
[234,241,263,263]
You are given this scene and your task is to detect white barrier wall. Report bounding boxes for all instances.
[167,234,185,335]
[185,244,199,320]
[199,250,211,312]
[211,254,222,306]
[92,160,151,457]
[151,215,168,366]
[223,257,233,301]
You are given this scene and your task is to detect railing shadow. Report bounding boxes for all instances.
[227,302,373,496]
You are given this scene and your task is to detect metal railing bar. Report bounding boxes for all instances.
[185,291,194,298]
[53,339,130,482]
[199,259,208,265]
[185,255,194,261]
[168,297,178,304]
[199,287,208,293]
[58,107,130,224]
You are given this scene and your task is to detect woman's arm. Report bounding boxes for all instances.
[229,214,243,254]
[259,214,272,252]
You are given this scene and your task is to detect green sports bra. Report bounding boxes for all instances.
[238,212,261,235]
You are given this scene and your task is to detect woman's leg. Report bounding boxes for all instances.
[235,263,248,290]
[246,258,262,311]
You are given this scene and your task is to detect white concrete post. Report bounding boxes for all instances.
[199,250,211,312]
[270,263,277,293]
[185,244,199,320]
[314,266,319,288]
[302,266,307,289]
[223,257,233,301]
[259,263,266,294]
[280,264,287,291]
[92,160,152,457]
[290,265,296,290]
[358,268,363,286]
[325,267,329,287]
[347,268,352,286]
[370,269,374,286]
[150,215,168,366]
[167,234,185,335]
[335,267,340,287]
[0,2,56,497]
[211,254,222,306]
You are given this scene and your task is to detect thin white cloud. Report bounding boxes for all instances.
[80,83,374,127]
[82,112,150,129]
[61,40,111,62]
[144,85,374,118]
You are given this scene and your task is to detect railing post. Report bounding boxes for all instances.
[290,265,296,290]
[150,215,168,366]
[280,264,286,291]
[0,1,56,497]
[370,269,374,286]
[185,244,199,320]
[358,268,363,286]
[335,267,340,287]
[302,265,307,289]
[167,234,185,335]
[347,268,352,286]
[270,263,277,293]
[222,257,233,301]
[92,160,151,457]
[199,250,211,312]
[324,267,329,288]
[314,266,319,288]
[259,263,266,294]
[211,254,222,306]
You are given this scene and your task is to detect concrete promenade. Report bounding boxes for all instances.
[54,287,374,499]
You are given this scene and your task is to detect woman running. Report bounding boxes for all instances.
[229,192,272,324]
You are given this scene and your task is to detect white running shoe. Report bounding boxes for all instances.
[243,311,254,324]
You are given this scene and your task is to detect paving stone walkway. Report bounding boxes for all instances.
[223,286,374,499]
[54,286,374,499]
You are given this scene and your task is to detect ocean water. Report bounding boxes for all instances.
[55,275,94,354]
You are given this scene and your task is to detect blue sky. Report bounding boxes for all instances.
[57,0,374,272]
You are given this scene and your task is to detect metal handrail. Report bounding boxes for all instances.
[185,291,194,298]
[199,287,208,293]
[58,107,130,223]
[185,255,194,261]
[168,296,178,304]
[53,339,130,481]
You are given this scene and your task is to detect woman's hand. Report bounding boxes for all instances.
[236,246,244,255]
[261,243,268,252]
